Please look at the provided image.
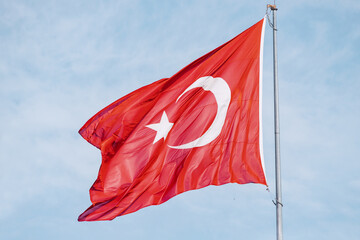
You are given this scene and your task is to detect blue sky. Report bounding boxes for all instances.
[1,0,359,239]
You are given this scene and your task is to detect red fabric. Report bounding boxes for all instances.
[79,19,267,221]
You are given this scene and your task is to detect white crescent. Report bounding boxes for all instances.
[168,76,231,149]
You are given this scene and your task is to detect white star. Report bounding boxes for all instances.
[146,111,174,144]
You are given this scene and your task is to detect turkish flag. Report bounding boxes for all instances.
[78,18,267,221]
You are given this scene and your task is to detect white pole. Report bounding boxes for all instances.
[268,4,283,240]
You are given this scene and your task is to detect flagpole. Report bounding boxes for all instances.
[268,4,283,240]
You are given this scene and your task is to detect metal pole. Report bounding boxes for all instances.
[268,4,283,240]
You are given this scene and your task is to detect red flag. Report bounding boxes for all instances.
[79,18,267,221]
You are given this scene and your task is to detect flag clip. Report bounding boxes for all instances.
[272,199,284,207]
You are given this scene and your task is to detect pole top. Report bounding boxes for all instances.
[267,4,278,11]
